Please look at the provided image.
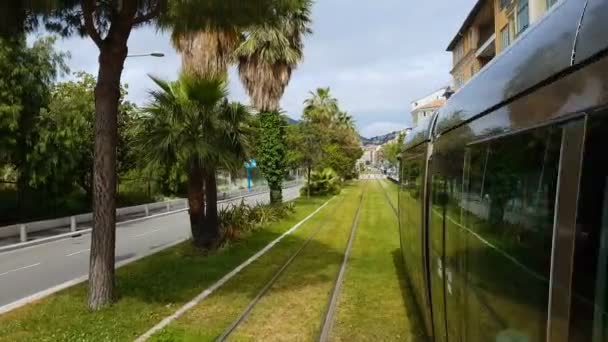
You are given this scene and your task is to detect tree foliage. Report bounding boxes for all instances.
[27,72,136,197]
[257,111,287,203]
[300,168,341,196]
[288,87,363,187]
[380,133,405,168]
[0,35,68,172]
[133,73,252,247]
[235,0,312,112]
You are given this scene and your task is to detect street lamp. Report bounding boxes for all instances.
[126,52,165,58]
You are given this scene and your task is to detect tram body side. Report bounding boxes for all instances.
[398,0,608,341]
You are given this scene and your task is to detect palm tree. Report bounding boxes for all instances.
[302,87,339,123]
[235,0,312,203]
[135,73,251,248]
[337,111,356,131]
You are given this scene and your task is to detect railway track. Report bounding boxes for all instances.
[215,184,367,342]
[318,184,366,342]
[377,179,398,217]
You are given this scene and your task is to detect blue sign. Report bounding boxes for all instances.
[244,159,257,192]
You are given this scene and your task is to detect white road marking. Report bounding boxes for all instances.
[0,238,188,315]
[134,228,162,238]
[65,249,90,257]
[0,263,41,277]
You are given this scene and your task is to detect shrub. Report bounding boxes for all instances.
[218,201,297,244]
[300,168,341,196]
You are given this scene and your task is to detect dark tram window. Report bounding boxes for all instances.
[463,126,562,341]
[569,115,608,342]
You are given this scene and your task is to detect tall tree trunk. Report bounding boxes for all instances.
[269,183,283,204]
[203,169,220,248]
[187,162,205,246]
[88,14,133,310]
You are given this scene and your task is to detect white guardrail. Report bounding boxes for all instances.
[0,181,301,242]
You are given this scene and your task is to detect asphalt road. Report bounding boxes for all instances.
[0,187,301,309]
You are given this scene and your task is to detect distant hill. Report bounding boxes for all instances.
[284,117,299,125]
[360,131,401,146]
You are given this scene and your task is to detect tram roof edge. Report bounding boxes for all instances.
[403,113,436,151]
[434,0,589,137]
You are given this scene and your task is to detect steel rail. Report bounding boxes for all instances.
[318,183,367,342]
[215,196,342,341]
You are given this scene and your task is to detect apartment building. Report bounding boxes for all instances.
[495,0,559,53]
[410,86,451,127]
[447,0,559,90]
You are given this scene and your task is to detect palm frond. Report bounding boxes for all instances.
[235,0,312,112]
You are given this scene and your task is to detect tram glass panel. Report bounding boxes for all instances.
[429,127,470,342]
[399,144,429,329]
[569,115,608,341]
[463,126,561,341]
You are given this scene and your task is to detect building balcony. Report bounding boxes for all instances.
[475,32,496,59]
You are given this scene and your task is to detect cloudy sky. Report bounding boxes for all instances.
[45,0,474,138]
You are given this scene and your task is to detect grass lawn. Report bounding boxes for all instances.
[151,183,364,341]
[0,195,330,342]
[331,180,426,341]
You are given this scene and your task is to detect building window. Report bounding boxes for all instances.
[500,0,511,10]
[500,25,511,50]
[517,0,530,35]
[546,0,557,8]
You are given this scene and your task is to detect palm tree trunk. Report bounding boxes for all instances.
[187,162,205,247]
[203,169,220,248]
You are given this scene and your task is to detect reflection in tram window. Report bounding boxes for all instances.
[463,126,562,341]
[429,132,468,342]
[569,116,608,342]
[399,143,433,334]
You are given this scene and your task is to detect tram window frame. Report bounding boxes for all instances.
[400,143,435,335]
[568,113,608,342]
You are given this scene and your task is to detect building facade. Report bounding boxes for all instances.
[448,0,559,90]
[410,87,450,127]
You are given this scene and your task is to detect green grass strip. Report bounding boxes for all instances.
[228,184,364,341]
[331,180,426,341]
[150,183,363,341]
[0,196,330,342]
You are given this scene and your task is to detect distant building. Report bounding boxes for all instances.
[359,145,375,165]
[447,0,559,91]
[411,87,450,127]
[374,145,384,165]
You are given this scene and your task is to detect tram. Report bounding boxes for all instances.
[398,1,608,341]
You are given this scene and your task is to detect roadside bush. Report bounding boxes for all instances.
[219,201,297,243]
[300,168,341,196]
